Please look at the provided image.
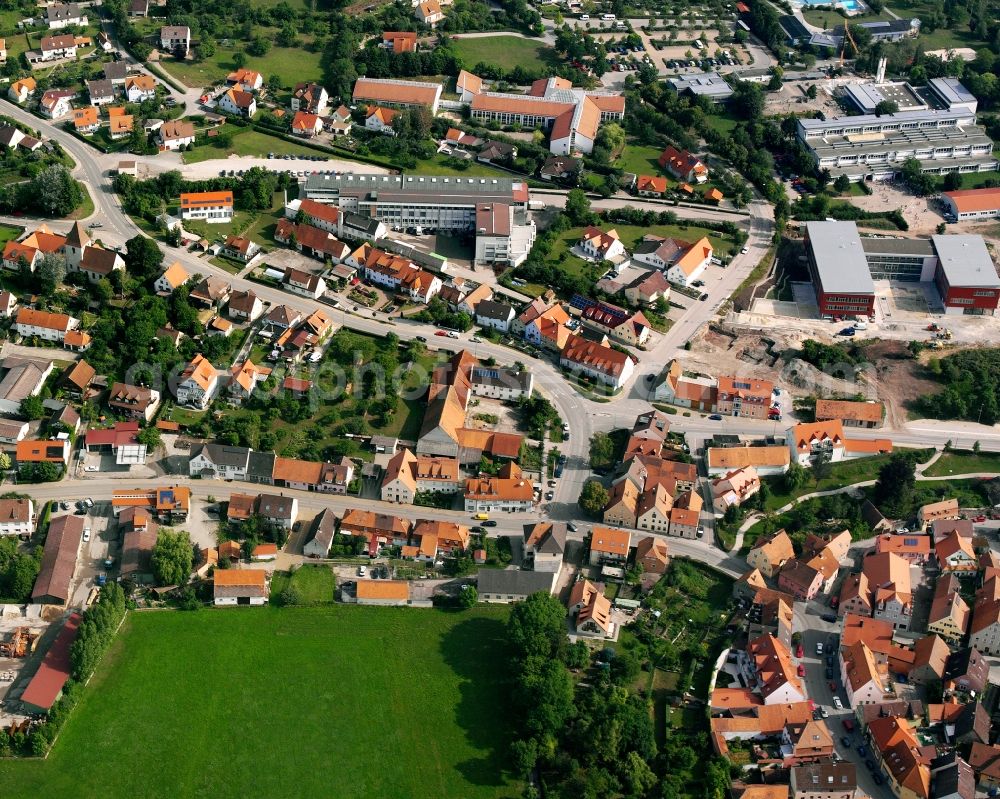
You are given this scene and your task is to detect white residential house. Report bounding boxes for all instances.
[125,75,157,104]
[175,354,219,409]
[475,300,515,332]
[154,262,190,294]
[14,308,79,343]
[284,268,327,299]
[160,26,190,55]
[46,3,88,29]
[39,89,75,119]
[218,88,256,118]
[158,120,196,151]
[188,443,250,481]
[0,498,34,536]
[365,107,397,135]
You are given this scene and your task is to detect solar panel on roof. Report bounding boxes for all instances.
[904,538,918,546]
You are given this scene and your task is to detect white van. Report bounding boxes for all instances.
[579,13,589,19]
[602,13,616,19]
[694,39,704,49]
[615,20,626,28]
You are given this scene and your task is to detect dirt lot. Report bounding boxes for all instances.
[681,324,941,419]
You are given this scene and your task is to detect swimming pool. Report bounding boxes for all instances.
[798,0,866,11]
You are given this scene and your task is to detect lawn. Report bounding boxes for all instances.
[614,142,663,177]
[0,224,21,248]
[0,606,517,799]
[923,450,1000,477]
[761,449,934,511]
[270,564,336,603]
[183,128,325,163]
[549,222,739,281]
[159,37,324,89]
[451,34,555,72]
[407,153,513,178]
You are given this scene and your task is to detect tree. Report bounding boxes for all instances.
[19,396,44,420]
[232,50,247,69]
[873,99,899,116]
[579,480,609,517]
[873,452,917,518]
[29,166,83,217]
[564,188,592,225]
[0,452,11,471]
[151,530,194,586]
[782,461,808,493]
[37,252,66,294]
[833,174,851,194]
[506,592,567,660]
[900,158,936,196]
[509,738,538,775]
[456,585,478,608]
[942,171,963,191]
[137,427,162,451]
[812,449,832,482]
[123,234,164,282]
[589,431,616,470]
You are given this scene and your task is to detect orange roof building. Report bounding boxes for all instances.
[214,569,268,604]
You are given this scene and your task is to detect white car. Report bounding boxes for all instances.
[82,528,91,542]
[357,565,367,577]
[741,246,749,254]
[447,331,460,339]
[816,642,824,655]
[84,465,98,472]
[833,696,844,710]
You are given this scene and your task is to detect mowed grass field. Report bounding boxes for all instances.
[451,34,554,72]
[0,606,517,799]
[160,37,324,89]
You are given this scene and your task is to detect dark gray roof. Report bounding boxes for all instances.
[195,443,251,469]
[930,753,975,799]
[87,79,114,98]
[540,155,581,177]
[308,508,336,553]
[523,522,566,555]
[861,236,935,256]
[103,61,128,81]
[472,365,532,393]
[247,450,276,481]
[475,300,514,321]
[258,493,295,520]
[0,125,21,148]
[344,211,383,237]
[476,568,555,597]
[944,647,989,692]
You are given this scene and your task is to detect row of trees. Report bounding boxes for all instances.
[70,582,129,682]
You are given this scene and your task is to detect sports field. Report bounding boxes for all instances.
[0,606,516,799]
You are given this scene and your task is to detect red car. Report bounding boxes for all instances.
[434,330,447,336]
[795,644,804,658]
[829,681,837,691]
[797,664,805,677]
[830,595,839,609]
[973,515,987,523]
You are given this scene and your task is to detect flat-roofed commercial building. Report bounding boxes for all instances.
[933,234,1000,315]
[302,173,529,233]
[803,221,876,318]
[796,108,997,182]
[804,221,1000,317]
[860,236,937,281]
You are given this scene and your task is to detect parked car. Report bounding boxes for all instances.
[821,613,838,623]
[83,528,91,543]
[358,565,367,577]
[567,522,578,532]
[840,736,851,748]
[816,642,824,655]
[708,414,723,421]
[795,643,803,658]
[833,696,844,710]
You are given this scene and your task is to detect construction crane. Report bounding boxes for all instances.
[840,24,858,67]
